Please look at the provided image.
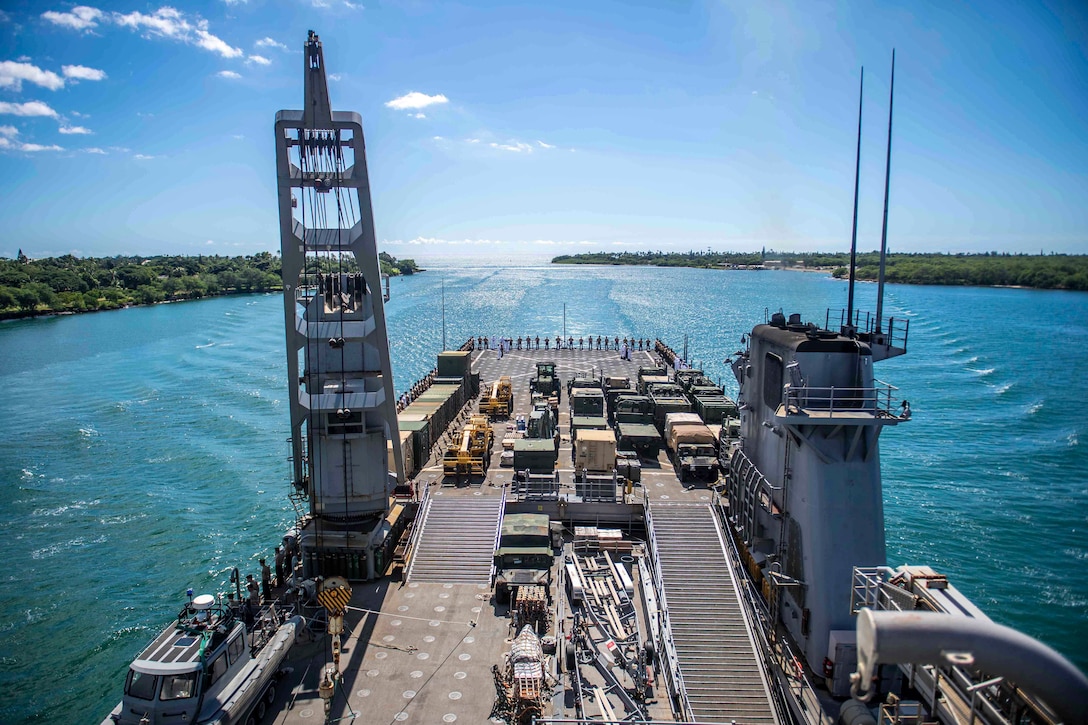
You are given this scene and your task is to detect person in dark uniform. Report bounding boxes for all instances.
[596,336,602,350]
[274,546,284,587]
[535,336,540,349]
[579,337,584,350]
[260,559,272,601]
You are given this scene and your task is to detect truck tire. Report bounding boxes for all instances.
[565,642,576,671]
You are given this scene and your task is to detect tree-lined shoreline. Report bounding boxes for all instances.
[0,251,419,320]
[551,251,1088,291]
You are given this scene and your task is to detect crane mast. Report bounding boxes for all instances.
[274,31,404,580]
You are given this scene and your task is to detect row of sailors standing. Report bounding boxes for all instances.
[396,369,437,412]
[474,335,653,351]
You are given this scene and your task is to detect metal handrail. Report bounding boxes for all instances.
[721,514,820,725]
[782,379,903,417]
[826,308,910,351]
[643,504,695,722]
[487,485,507,585]
[402,484,432,582]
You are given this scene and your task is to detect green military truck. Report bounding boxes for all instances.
[494,513,554,604]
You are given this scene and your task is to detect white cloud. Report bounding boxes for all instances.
[70,110,89,118]
[195,29,243,58]
[343,0,363,8]
[255,37,289,52]
[231,134,245,140]
[221,0,248,5]
[0,61,65,91]
[246,54,270,66]
[466,138,480,144]
[0,101,59,118]
[413,112,426,119]
[84,147,107,154]
[217,70,242,79]
[0,10,11,24]
[41,6,103,31]
[133,153,155,160]
[62,64,107,81]
[432,136,444,141]
[113,7,243,58]
[490,141,533,153]
[327,73,342,81]
[59,125,93,134]
[19,142,65,152]
[385,91,448,111]
[0,125,18,138]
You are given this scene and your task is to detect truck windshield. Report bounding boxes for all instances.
[160,671,198,700]
[125,670,158,701]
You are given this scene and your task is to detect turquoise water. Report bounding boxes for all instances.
[1,263,1086,722]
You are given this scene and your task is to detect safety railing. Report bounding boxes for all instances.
[720,509,821,725]
[643,504,695,723]
[727,448,779,549]
[402,483,432,583]
[827,308,910,351]
[781,380,904,418]
[487,485,507,585]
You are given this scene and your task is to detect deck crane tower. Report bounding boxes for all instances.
[274,31,404,581]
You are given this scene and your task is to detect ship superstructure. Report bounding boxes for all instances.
[726,312,908,683]
[274,31,404,580]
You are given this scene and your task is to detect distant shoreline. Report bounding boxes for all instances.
[0,288,274,323]
[0,251,422,322]
[550,251,1088,292]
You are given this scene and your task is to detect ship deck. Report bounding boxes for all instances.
[267,347,773,725]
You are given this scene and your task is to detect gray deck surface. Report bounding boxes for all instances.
[267,346,769,725]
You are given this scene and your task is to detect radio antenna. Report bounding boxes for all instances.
[875,49,896,333]
[846,67,863,334]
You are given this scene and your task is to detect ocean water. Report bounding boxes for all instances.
[1,262,1085,722]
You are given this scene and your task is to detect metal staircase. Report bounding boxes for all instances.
[406,496,505,584]
[648,502,778,724]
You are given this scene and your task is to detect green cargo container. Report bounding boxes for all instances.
[512,438,557,472]
[695,394,738,423]
[571,415,609,439]
[437,351,471,378]
[398,418,432,473]
[570,390,605,417]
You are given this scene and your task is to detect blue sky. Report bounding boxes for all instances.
[0,0,1085,260]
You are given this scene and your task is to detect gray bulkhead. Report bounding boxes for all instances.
[735,318,895,671]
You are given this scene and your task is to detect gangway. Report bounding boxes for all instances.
[406,495,505,584]
[646,502,778,724]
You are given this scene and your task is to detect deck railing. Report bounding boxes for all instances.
[642,503,695,722]
[826,308,910,351]
[782,380,904,418]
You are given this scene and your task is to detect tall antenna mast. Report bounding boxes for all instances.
[846,66,864,333]
[875,49,895,333]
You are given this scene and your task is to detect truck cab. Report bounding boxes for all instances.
[494,513,554,605]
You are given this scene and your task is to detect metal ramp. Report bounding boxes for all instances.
[648,502,777,724]
[406,495,504,584]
